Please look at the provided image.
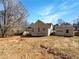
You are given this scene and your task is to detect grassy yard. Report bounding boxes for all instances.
[71,36,79,44]
[0,36,79,59]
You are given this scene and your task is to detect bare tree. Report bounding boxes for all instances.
[0,0,28,37]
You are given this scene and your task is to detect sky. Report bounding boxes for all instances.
[0,0,79,24]
[20,0,79,24]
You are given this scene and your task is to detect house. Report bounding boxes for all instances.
[27,20,53,36]
[73,24,79,36]
[55,23,74,37]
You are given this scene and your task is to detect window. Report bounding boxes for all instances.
[66,29,69,33]
[43,28,45,31]
[38,28,40,32]
[32,28,34,32]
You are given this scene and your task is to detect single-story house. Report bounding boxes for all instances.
[27,20,53,36]
[73,23,79,36]
[55,23,74,37]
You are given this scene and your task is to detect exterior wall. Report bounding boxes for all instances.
[77,27,79,31]
[0,31,2,37]
[55,25,74,36]
[63,27,74,36]
[31,21,48,36]
[55,26,64,36]
[27,28,32,33]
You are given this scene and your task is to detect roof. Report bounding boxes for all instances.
[61,23,71,25]
[36,20,53,28]
[35,20,45,24]
[60,23,73,27]
[46,23,53,28]
[29,20,53,28]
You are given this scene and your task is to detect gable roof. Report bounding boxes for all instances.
[29,20,53,28]
[46,23,53,28]
[36,20,53,28]
[35,20,45,24]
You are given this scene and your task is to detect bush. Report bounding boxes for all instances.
[22,31,32,37]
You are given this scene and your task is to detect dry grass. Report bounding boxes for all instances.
[0,36,79,59]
